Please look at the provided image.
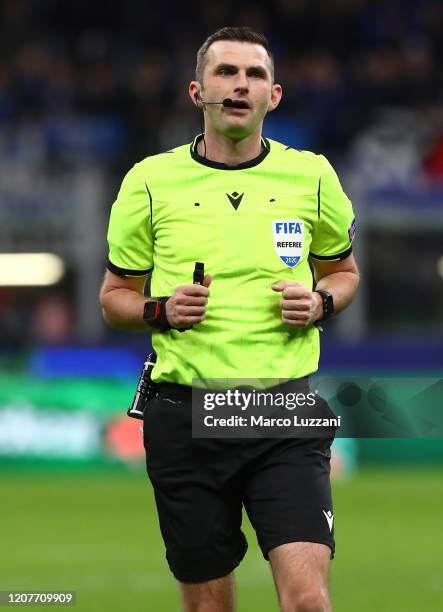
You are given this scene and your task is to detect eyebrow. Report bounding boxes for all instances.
[214,63,268,76]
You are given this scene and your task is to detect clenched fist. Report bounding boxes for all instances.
[272,281,323,327]
[165,274,212,329]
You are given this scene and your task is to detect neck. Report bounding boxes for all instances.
[197,126,263,166]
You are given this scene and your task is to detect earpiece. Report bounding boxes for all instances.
[194,91,204,108]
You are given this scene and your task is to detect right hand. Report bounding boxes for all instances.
[165,274,212,329]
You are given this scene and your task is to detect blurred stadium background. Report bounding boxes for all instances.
[0,1,442,610]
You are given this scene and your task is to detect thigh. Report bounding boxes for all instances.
[143,386,248,583]
[269,542,331,611]
[243,437,335,561]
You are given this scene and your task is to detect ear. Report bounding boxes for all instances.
[189,81,203,108]
[267,83,283,113]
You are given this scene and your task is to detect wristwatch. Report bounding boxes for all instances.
[143,297,171,331]
[315,290,334,321]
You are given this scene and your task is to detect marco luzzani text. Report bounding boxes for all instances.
[202,389,341,429]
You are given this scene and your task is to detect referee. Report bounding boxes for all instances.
[100,27,359,612]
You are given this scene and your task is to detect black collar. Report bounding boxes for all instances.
[190,134,270,170]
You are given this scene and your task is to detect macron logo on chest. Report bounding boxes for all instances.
[272,220,304,268]
[226,192,244,210]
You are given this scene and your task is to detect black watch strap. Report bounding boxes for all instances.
[315,290,334,321]
[143,297,171,331]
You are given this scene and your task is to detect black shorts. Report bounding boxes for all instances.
[143,383,335,583]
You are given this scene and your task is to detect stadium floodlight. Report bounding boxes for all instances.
[0,253,65,286]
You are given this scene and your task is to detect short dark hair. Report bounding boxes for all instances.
[195,26,274,84]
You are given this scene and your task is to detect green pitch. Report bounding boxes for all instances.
[1,468,442,611]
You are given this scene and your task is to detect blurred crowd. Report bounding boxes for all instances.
[1,0,443,171]
[1,0,443,350]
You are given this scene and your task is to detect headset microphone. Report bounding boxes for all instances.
[195,93,234,107]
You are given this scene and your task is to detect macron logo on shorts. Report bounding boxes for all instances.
[322,509,334,532]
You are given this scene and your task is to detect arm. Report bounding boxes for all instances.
[100,270,149,331]
[312,252,360,317]
[103,163,212,332]
[99,269,211,332]
[272,253,360,327]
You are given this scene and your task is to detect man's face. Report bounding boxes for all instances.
[190,41,282,140]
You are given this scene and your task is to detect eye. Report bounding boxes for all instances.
[217,66,235,76]
[248,69,266,79]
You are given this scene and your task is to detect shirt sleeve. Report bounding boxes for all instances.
[309,155,356,261]
[106,163,153,276]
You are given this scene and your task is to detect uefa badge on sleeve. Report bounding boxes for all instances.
[272,220,304,268]
[348,218,356,242]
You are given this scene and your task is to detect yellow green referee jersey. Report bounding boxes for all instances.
[107,135,356,386]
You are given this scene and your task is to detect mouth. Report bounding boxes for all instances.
[229,99,251,109]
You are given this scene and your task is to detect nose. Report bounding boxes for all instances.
[233,70,249,94]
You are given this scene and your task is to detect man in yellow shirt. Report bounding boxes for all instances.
[101,26,359,612]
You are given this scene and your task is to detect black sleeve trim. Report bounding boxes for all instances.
[107,260,151,277]
[309,246,353,261]
[317,177,321,219]
[145,182,153,228]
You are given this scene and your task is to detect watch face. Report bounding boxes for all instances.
[144,300,160,321]
[317,290,333,320]
[324,293,333,317]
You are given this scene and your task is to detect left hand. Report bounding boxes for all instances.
[272,281,323,327]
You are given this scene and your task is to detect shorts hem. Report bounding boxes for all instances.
[263,537,335,561]
[171,556,245,584]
